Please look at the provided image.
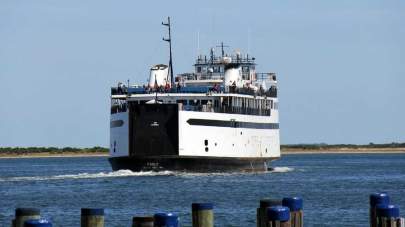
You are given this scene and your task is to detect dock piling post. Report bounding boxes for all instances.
[370,193,390,227]
[376,204,400,227]
[81,208,104,227]
[24,219,52,227]
[191,203,214,227]
[132,216,154,227]
[153,213,179,227]
[257,199,282,227]
[15,208,41,227]
[266,206,291,227]
[282,197,303,227]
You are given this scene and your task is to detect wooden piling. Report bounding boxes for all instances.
[191,203,214,227]
[81,208,104,227]
[376,204,400,227]
[282,197,303,227]
[153,213,179,227]
[15,208,40,227]
[370,193,390,227]
[266,206,291,227]
[24,219,52,227]
[257,199,282,227]
[132,216,154,227]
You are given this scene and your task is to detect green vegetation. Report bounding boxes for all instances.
[0,146,108,155]
[281,142,405,150]
[1,142,404,156]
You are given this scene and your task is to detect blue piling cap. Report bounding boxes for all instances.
[153,213,179,226]
[192,203,214,211]
[267,206,290,222]
[282,197,303,211]
[16,208,40,216]
[24,219,52,227]
[81,208,104,216]
[370,193,390,207]
[376,204,400,218]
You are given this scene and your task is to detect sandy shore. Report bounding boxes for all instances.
[1,148,405,159]
[0,152,109,159]
[282,148,405,154]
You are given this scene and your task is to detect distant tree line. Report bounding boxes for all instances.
[0,146,108,154]
[1,142,404,155]
[281,142,405,150]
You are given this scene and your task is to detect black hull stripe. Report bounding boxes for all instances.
[187,119,279,129]
[109,156,279,172]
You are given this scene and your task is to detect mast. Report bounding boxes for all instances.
[216,42,229,58]
[162,17,174,87]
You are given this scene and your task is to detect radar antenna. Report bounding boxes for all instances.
[162,17,174,87]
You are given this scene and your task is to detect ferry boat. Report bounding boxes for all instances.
[109,18,280,172]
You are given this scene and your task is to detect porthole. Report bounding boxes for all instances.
[205,147,209,152]
[204,139,208,146]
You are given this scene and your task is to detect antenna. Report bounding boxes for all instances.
[162,17,174,87]
[247,28,251,54]
[197,30,200,56]
[216,42,229,58]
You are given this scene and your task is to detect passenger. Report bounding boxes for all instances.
[165,83,170,92]
[231,81,237,93]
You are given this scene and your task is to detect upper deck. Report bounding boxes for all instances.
[110,46,278,116]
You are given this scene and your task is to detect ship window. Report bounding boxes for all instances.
[201,100,208,105]
[110,120,124,128]
[205,147,209,152]
[204,139,208,146]
[197,66,202,73]
[242,66,249,72]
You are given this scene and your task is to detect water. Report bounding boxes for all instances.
[1,154,405,226]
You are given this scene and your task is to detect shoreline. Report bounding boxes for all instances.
[1,148,405,159]
[282,148,405,154]
[0,152,109,159]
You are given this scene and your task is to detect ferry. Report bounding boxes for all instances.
[109,17,280,172]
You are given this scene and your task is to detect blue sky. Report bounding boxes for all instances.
[0,0,404,147]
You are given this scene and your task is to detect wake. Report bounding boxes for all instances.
[0,167,294,182]
[0,170,174,182]
[269,166,295,173]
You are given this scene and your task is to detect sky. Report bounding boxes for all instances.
[0,0,404,147]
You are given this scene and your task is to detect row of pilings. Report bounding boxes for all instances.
[9,193,404,227]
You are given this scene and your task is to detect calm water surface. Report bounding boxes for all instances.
[1,154,405,226]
